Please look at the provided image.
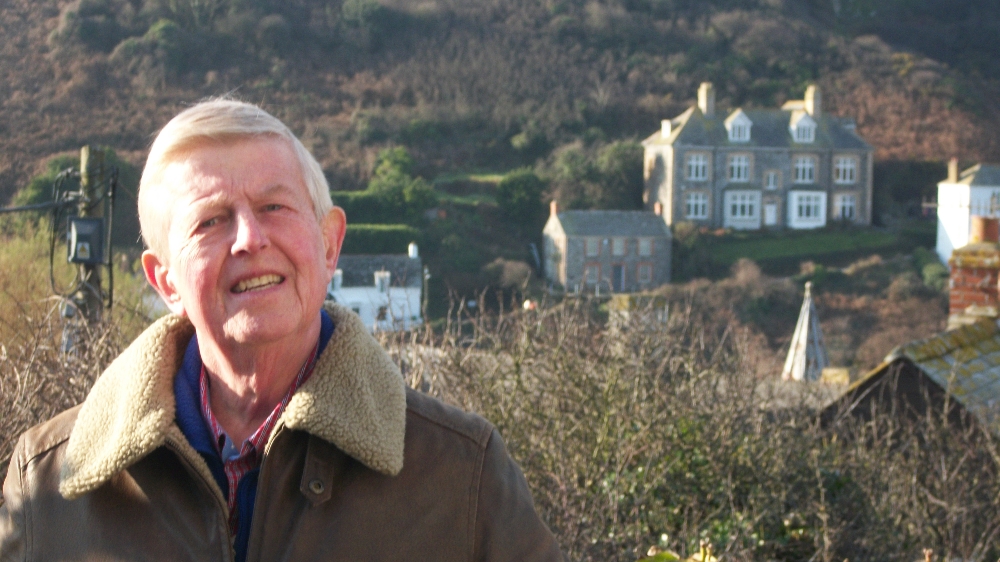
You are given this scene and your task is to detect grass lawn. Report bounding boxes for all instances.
[699,221,936,275]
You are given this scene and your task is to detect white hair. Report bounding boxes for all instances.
[138,99,333,261]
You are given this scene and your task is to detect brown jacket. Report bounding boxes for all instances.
[0,304,563,561]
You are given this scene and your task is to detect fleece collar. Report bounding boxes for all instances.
[59,303,407,500]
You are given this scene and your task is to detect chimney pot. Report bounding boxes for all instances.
[653,202,663,216]
[550,200,559,217]
[697,82,715,119]
[948,157,959,182]
[970,216,999,243]
[408,242,419,259]
[805,84,821,117]
[661,119,672,137]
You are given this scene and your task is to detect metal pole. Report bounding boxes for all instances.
[76,146,104,325]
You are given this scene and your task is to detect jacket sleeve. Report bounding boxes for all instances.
[473,428,564,562]
[0,436,27,562]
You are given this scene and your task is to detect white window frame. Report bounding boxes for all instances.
[585,237,600,257]
[834,157,857,184]
[729,123,749,142]
[794,123,815,143]
[611,237,626,256]
[723,190,762,229]
[793,156,815,184]
[765,170,780,190]
[685,192,709,219]
[788,191,827,229]
[835,193,857,220]
[728,154,750,183]
[638,238,653,257]
[686,153,708,181]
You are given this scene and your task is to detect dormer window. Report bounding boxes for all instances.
[789,111,816,143]
[725,110,752,143]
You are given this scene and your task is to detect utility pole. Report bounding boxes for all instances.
[75,145,104,324]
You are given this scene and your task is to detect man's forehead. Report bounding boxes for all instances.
[159,140,305,202]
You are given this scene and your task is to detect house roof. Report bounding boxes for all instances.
[337,254,423,288]
[555,210,671,238]
[956,164,1000,187]
[642,106,871,151]
[846,319,1000,434]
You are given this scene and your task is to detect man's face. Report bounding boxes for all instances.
[141,137,344,347]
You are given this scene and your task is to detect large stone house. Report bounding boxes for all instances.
[642,83,874,230]
[543,202,671,293]
[935,159,1000,263]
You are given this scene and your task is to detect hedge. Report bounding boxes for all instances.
[341,223,421,254]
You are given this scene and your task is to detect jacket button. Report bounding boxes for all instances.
[308,479,325,495]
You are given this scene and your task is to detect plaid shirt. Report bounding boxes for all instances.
[199,343,319,536]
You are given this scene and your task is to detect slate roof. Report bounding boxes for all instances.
[337,255,422,288]
[642,107,870,151]
[956,164,1000,187]
[847,319,1000,434]
[555,210,671,238]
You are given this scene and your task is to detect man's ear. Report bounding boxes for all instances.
[141,250,186,316]
[322,206,347,278]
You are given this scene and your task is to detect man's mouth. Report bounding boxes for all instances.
[232,274,284,294]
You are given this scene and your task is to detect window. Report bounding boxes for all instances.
[793,156,815,184]
[724,190,761,229]
[729,123,749,142]
[794,123,815,143]
[638,238,653,257]
[638,263,653,284]
[797,194,823,218]
[686,153,708,181]
[584,264,600,286]
[765,171,780,190]
[834,157,857,184]
[585,237,600,257]
[728,155,750,182]
[788,192,827,229]
[612,238,626,256]
[685,192,709,219]
[836,194,856,220]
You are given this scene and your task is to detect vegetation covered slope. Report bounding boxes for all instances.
[1,0,999,204]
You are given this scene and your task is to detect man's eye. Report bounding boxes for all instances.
[199,217,219,228]
[263,204,283,212]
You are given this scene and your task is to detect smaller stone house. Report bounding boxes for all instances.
[543,202,672,293]
[327,244,424,331]
[935,159,1000,263]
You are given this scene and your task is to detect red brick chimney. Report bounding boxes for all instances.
[948,216,1000,329]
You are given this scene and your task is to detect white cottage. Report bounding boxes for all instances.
[936,160,1000,263]
[327,243,424,332]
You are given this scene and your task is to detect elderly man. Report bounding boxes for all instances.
[0,100,562,561]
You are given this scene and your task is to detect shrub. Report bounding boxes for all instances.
[341,223,421,254]
[495,168,546,229]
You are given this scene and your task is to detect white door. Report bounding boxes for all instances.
[764,203,777,226]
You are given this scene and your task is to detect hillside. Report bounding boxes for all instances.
[1,0,999,204]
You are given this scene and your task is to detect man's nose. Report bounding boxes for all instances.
[232,211,269,254]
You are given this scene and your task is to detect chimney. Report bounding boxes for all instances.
[805,84,821,117]
[698,82,715,118]
[948,157,959,183]
[653,202,663,216]
[661,119,672,138]
[332,268,343,291]
[408,242,419,259]
[550,200,559,217]
[948,216,1000,329]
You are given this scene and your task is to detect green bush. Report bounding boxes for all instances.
[341,223,421,254]
[495,168,546,229]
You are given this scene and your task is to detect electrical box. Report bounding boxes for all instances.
[67,217,104,265]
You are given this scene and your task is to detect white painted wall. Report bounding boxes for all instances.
[936,182,970,264]
[327,284,422,332]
